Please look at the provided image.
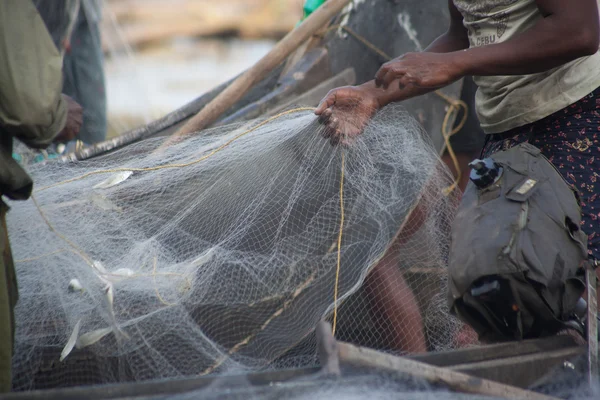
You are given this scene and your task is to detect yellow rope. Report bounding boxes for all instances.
[27,107,317,313]
[30,29,469,348]
[31,193,192,307]
[35,107,315,193]
[31,195,95,268]
[15,249,67,263]
[153,256,177,307]
[200,272,317,376]
[331,150,345,336]
[315,24,468,336]
[321,25,468,195]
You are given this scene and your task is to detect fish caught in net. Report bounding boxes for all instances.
[7,104,464,390]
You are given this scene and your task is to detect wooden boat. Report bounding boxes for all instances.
[8,1,597,398]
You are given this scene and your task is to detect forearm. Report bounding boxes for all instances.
[425,30,470,54]
[356,80,432,108]
[360,33,468,107]
[457,11,599,76]
[364,27,469,106]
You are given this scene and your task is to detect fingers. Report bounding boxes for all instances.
[315,91,337,115]
[313,86,369,147]
[321,113,339,140]
[375,55,424,89]
[317,108,333,125]
[316,86,360,114]
[318,110,344,147]
[375,60,405,89]
[382,67,419,90]
[374,64,388,88]
[329,133,341,147]
[376,64,405,90]
[397,73,418,90]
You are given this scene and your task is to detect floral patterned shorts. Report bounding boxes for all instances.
[482,88,600,261]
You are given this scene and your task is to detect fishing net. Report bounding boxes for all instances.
[7,104,463,390]
[142,371,504,400]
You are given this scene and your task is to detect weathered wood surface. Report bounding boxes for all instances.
[338,341,561,400]
[411,334,586,389]
[411,335,579,367]
[69,0,459,161]
[7,334,581,399]
[586,267,598,383]
[171,0,352,138]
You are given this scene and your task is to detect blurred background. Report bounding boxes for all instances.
[101,0,304,137]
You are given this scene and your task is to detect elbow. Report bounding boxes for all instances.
[571,26,600,57]
[578,31,599,57]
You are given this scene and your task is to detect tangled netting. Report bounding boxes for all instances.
[7,105,463,390]
[148,372,505,400]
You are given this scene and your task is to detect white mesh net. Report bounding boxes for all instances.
[149,371,504,400]
[7,105,465,390]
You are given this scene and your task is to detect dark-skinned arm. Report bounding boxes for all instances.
[459,0,599,76]
[376,0,600,90]
[316,0,599,143]
[314,1,468,143]
[423,0,471,54]
[363,0,471,106]
[317,0,469,109]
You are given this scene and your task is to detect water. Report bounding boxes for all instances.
[104,37,275,135]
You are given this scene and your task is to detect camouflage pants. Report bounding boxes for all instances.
[0,200,18,392]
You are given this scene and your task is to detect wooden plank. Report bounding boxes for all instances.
[2,368,319,400]
[410,335,579,367]
[265,67,356,116]
[215,47,331,125]
[337,341,560,400]
[450,346,585,388]
[586,266,598,384]
[169,0,352,140]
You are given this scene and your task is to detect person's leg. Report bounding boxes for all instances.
[0,201,18,393]
[365,195,429,354]
[62,12,107,145]
[441,76,485,347]
[366,77,487,353]
[365,249,427,353]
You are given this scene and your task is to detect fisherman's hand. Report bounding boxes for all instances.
[375,52,465,90]
[314,85,380,146]
[55,95,83,142]
[61,38,72,54]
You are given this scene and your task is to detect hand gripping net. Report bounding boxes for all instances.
[7,105,463,389]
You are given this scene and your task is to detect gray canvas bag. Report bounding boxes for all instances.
[448,143,588,342]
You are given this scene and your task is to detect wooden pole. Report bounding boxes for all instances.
[168,0,351,141]
[586,265,598,385]
[337,341,560,400]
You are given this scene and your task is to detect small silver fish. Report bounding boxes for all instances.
[68,278,84,293]
[76,327,113,349]
[89,192,122,212]
[93,171,133,190]
[60,319,82,362]
[93,260,107,274]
